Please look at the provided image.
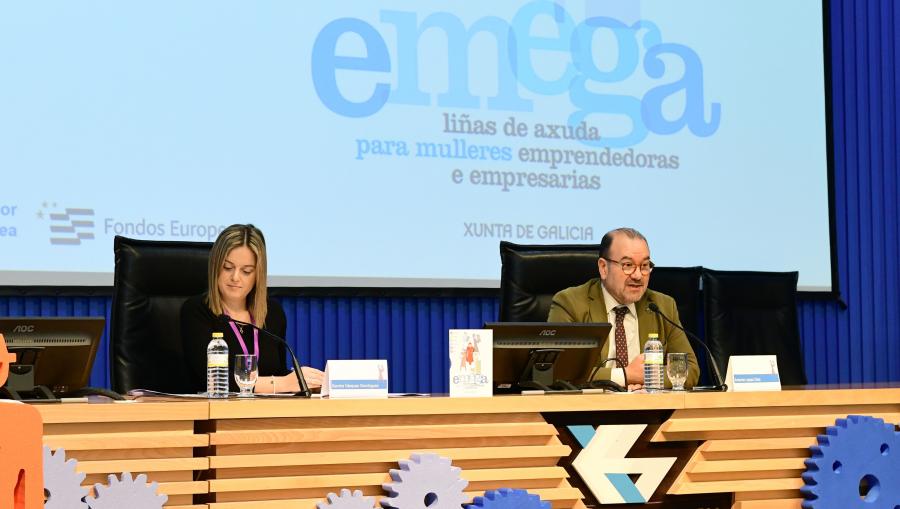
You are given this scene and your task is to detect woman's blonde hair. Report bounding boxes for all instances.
[206,224,269,326]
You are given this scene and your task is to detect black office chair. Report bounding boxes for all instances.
[499,241,600,322]
[109,236,212,394]
[498,241,702,330]
[702,269,807,386]
[647,266,703,336]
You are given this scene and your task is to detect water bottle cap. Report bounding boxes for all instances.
[648,333,659,339]
[212,332,224,338]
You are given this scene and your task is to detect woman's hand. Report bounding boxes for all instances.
[255,366,324,393]
[300,366,325,389]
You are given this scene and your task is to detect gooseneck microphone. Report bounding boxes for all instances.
[218,315,311,397]
[646,302,727,392]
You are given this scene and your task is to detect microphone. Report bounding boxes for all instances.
[218,315,311,397]
[646,302,727,392]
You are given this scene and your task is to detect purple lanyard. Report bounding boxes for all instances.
[226,314,259,357]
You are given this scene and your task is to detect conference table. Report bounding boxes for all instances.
[32,385,900,508]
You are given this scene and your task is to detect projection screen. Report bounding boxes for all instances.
[0,1,834,290]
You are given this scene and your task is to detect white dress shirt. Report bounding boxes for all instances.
[600,283,639,386]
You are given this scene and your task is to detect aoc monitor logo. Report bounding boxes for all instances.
[311,1,721,147]
[37,203,95,246]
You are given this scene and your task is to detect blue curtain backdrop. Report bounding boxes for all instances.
[1,0,898,392]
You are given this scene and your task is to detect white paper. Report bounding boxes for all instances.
[322,359,389,399]
[726,355,782,392]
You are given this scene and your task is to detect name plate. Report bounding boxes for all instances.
[448,329,492,398]
[725,355,781,392]
[322,359,389,399]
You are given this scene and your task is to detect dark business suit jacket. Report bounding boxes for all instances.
[548,278,700,388]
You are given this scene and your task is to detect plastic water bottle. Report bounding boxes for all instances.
[206,332,229,398]
[643,333,664,392]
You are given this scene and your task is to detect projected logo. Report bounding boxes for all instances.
[568,424,676,504]
[311,1,720,147]
[37,203,95,245]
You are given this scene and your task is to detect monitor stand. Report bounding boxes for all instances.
[1,363,58,402]
[515,348,581,393]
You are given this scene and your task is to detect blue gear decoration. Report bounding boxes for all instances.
[465,488,550,509]
[801,415,900,509]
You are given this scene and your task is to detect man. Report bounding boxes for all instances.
[548,228,700,390]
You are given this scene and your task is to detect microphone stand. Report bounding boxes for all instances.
[647,302,727,392]
[221,316,311,397]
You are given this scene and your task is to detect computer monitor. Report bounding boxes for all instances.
[0,317,104,400]
[484,322,612,393]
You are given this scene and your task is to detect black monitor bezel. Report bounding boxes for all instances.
[484,322,612,391]
[0,316,104,395]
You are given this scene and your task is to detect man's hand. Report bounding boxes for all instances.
[625,354,645,385]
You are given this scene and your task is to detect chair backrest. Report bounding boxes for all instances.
[702,269,807,386]
[499,241,600,322]
[110,236,212,394]
[498,242,702,330]
[647,266,703,336]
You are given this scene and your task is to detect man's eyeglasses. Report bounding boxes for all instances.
[604,258,655,276]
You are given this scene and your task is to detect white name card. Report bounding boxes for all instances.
[448,329,492,398]
[725,355,782,392]
[321,359,389,399]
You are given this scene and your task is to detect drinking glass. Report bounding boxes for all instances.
[233,354,258,397]
[666,352,688,391]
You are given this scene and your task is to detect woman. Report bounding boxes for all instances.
[180,224,324,393]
